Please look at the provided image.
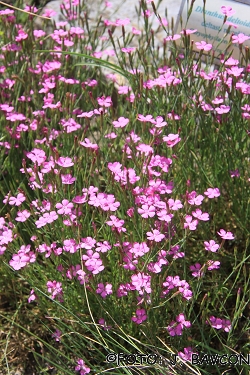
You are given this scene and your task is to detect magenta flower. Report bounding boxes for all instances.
[112,117,129,128]
[79,138,99,151]
[190,263,204,278]
[61,174,76,184]
[220,5,235,17]
[195,41,212,51]
[131,272,151,295]
[230,169,240,178]
[52,329,62,342]
[217,229,234,240]
[131,309,147,324]
[167,313,191,336]
[207,316,231,332]
[82,250,104,274]
[75,358,90,374]
[163,133,181,147]
[99,318,112,331]
[47,280,63,301]
[28,289,37,303]
[204,240,219,252]
[96,283,113,298]
[178,347,196,361]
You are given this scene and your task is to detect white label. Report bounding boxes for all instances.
[175,0,250,59]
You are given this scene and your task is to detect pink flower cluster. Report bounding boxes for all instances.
[9,245,36,270]
[131,308,147,324]
[206,316,231,332]
[167,313,191,336]
[47,280,64,302]
[162,276,193,300]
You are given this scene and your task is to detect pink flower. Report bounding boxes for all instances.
[163,134,181,147]
[52,329,62,342]
[131,309,147,324]
[230,169,240,178]
[6,192,26,206]
[121,47,136,53]
[56,199,74,215]
[204,240,220,252]
[96,283,113,298]
[217,229,234,240]
[204,188,220,198]
[146,229,165,242]
[178,347,196,361]
[79,138,99,151]
[99,318,112,331]
[75,358,90,374]
[115,18,130,26]
[112,117,129,128]
[184,215,198,231]
[220,6,235,17]
[56,156,74,167]
[82,250,104,274]
[138,204,155,218]
[153,116,167,128]
[132,27,141,35]
[181,29,197,35]
[137,114,155,123]
[232,33,250,44]
[97,96,112,107]
[28,289,37,303]
[131,272,151,295]
[168,198,183,211]
[207,260,221,270]
[61,174,76,184]
[187,191,204,205]
[195,41,212,51]
[192,209,209,221]
[9,253,30,270]
[106,215,125,229]
[215,105,230,114]
[47,280,63,301]
[190,263,204,278]
[15,210,31,222]
[167,313,191,336]
[207,316,231,332]
[26,148,46,166]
